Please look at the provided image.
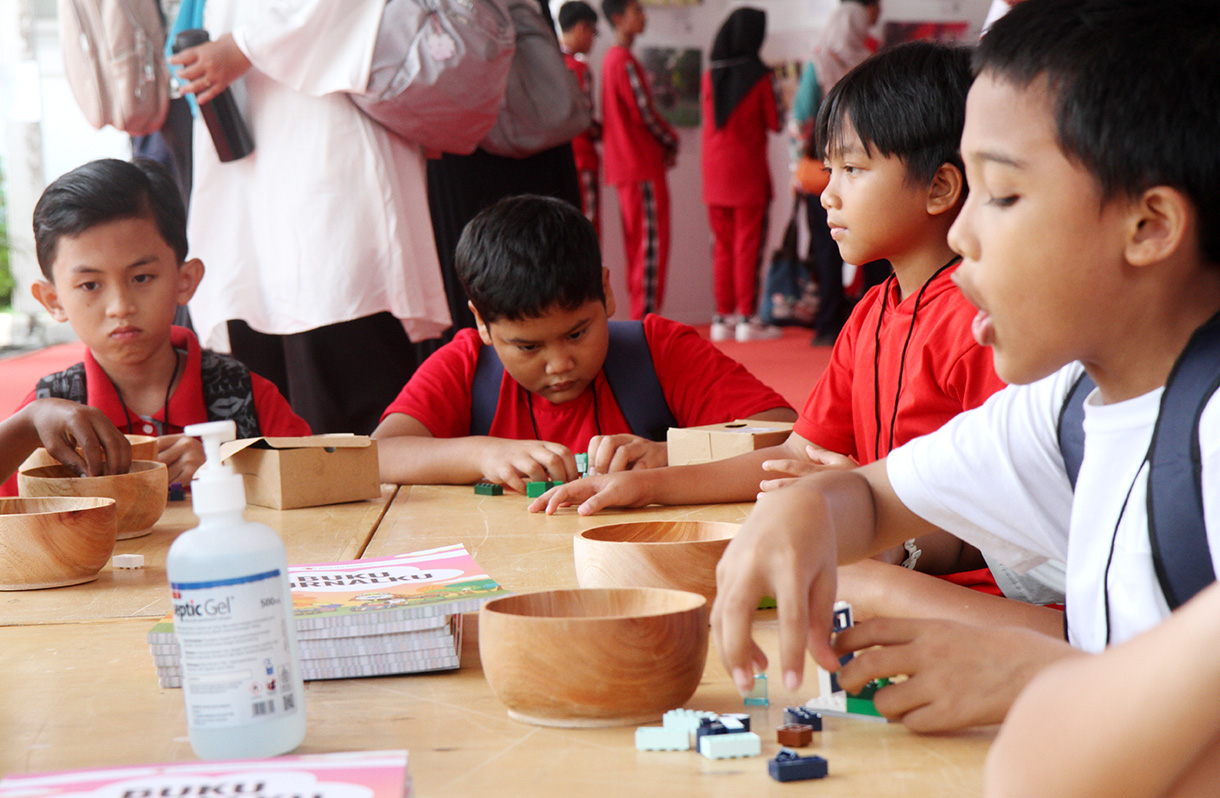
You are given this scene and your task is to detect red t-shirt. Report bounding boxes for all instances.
[381,315,791,453]
[700,73,780,207]
[563,51,599,174]
[795,265,1006,463]
[601,45,678,186]
[3,326,310,495]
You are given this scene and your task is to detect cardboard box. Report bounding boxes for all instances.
[667,420,793,467]
[219,435,381,510]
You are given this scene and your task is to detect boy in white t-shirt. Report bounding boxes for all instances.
[711,0,1220,733]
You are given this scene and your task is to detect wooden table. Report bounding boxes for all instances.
[0,486,993,796]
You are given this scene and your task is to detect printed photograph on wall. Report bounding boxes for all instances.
[883,20,971,46]
[639,47,702,127]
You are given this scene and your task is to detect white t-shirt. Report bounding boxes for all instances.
[888,362,1220,653]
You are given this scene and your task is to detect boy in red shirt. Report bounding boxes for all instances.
[534,44,1061,616]
[372,195,795,493]
[600,0,678,319]
[11,159,309,490]
[558,1,603,239]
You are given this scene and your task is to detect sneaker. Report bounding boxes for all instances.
[710,315,735,341]
[736,317,782,342]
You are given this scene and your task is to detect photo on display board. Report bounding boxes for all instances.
[639,47,702,127]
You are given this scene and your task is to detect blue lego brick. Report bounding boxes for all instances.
[743,672,769,706]
[768,750,828,782]
[783,706,823,731]
[168,482,185,502]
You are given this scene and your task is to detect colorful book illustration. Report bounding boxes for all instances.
[0,750,413,798]
[149,544,508,685]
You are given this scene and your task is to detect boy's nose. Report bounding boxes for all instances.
[106,289,137,319]
[546,351,576,375]
[947,205,977,263]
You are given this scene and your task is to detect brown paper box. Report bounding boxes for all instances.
[219,435,381,510]
[667,420,793,467]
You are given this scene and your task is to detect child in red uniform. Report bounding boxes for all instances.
[373,195,795,492]
[701,7,782,343]
[559,1,603,239]
[10,159,310,491]
[534,43,1062,618]
[0,400,130,483]
[600,0,678,319]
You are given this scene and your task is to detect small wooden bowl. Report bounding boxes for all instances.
[0,497,119,590]
[479,587,709,728]
[18,434,158,472]
[18,460,168,540]
[573,521,740,607]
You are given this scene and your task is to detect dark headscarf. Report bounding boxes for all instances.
[710,7,769,129]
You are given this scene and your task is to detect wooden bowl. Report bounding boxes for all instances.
[18,460,168,540]
[479,587,709,728]
[573,521,739,607]
[18,434,158,472]
[0,497,119,590]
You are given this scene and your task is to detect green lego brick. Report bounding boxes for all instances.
[525,480,563,498]
[474,483,503,496]
[758,596,777,609]
[844,696,883,717]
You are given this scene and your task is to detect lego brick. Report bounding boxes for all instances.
[698,731,761,760]
[635,726,690,751]
[757,596,777,609]
[525,480,563,498]
[575,452,589,477]
[845,695,884,718]
[768,750,828,782]
[743,672,769,706]
[168,482,185,502]
[473,482,503,496]
[662,708,718,736]
[113,554,144,569]
[720,712,750,732]
[783,706,822,731]
[775,723,813,748]
[695,718,728,748]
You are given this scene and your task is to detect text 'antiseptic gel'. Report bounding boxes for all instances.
[166,420,306,759]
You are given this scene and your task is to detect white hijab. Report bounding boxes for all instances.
[810,3,873,95]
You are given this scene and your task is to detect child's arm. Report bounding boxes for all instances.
[622,59,679,155]
[0,399,131,481]
[987,582,1220,798]
[372,412,579,492]
[529,430,835,514]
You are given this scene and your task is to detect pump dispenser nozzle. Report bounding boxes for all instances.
[185,420,247,514]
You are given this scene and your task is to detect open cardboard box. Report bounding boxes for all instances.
[219,435,380,510]
[667,420,793,467]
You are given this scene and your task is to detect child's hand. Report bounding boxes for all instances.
[759,443,855,492]
[22,399,131,477]
[527,470,656,515]
[476,439,577,495]
[157,435,206,485]
[586,434,666,475]
[833,617,1078,733]
[711,481,843,694]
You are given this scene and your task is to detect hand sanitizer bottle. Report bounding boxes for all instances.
[167,421,305,759]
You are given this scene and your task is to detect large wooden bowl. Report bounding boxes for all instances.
[573,521,740,608]
[18,460,168,540]
[479,587,709,728]
[0,497,119,590]
[18,434,158,473]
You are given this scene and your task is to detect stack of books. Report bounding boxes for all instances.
[0,750,413,798]
[148,543,508,686]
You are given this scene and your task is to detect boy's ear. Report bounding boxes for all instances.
[175,258,205,305]
[926,163,965,217]
[602,267,616,318]
[469,302,494,345]
[30,280,69,323]
[1125,186,1191,268]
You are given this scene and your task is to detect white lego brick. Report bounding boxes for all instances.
[113,554,144,569]
[662,708,717,735]
[698,731,761,759]
[635,726,691,751]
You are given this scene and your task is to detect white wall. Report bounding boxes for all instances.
[560,0,992,324]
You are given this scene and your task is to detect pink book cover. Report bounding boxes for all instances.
[0,750,412,798]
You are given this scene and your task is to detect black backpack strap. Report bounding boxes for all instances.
[602,320,677,442]
[199,350,262,440]
[470,344,506,437]
[1147,316,1220,610]
[1056,369,1095,489]
[35,362,88,404]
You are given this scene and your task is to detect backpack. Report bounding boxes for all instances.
[59,0,170,136]
[469,320,678,440]
[349,0,516,155]
[477,0,592,158]
[1057,313,1220,610]
[35,350,263,440]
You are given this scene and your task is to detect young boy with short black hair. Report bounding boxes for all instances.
[711,0,1220,734]
[558,0,603,238]
[372,194,794,493]
[12,158,310,488]
[600,0,678,318]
